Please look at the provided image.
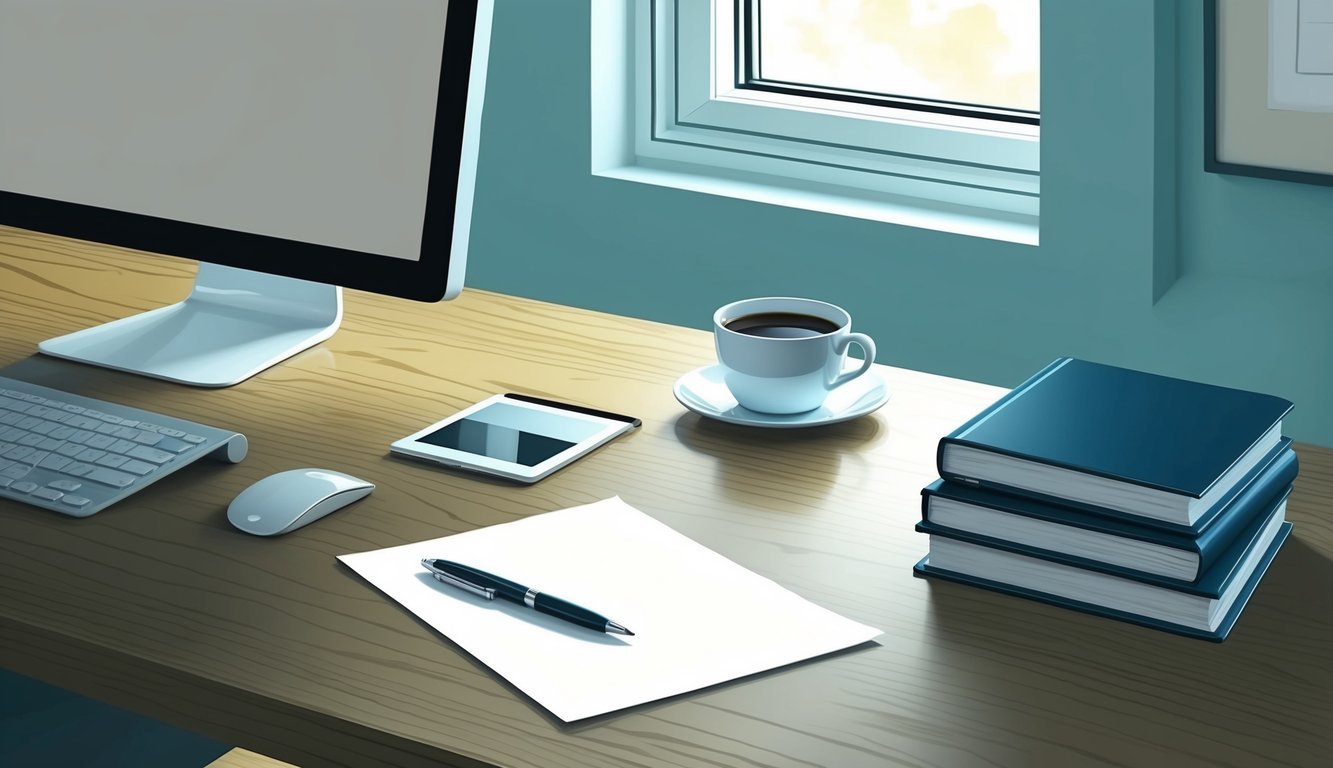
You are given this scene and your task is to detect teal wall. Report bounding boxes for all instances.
[468,0,1333,447]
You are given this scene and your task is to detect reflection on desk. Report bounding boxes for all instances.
[2,225,1332,768]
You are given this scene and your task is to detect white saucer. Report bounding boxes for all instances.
[673,364,889,428]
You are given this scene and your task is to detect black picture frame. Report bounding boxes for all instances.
[1204,0,1333,187]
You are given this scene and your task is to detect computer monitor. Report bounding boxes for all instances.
[0,0,492,386]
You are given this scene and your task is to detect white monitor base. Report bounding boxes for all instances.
[38,264,343,387]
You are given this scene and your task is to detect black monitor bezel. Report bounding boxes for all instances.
[0,1,479,303]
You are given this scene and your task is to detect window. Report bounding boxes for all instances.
[591,0,1041,243]
[742,1,1039,120]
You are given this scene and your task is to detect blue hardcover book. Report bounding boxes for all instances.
[912,489,1292,641]
[921,442,1298,582]
[937,358,1293,529]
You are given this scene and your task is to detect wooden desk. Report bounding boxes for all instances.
[1,225,1330,768]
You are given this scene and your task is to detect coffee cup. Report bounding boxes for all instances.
[713,297,876,414]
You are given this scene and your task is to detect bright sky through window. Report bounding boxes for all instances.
[755,0,1040,113]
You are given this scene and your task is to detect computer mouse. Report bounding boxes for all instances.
[227,468,374,536]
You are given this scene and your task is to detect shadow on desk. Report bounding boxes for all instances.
[917,534,1333,766]
[671,412,883,508]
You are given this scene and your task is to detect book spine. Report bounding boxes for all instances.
[1192,447,1298,572]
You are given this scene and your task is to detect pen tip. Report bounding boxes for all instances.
[606,621,634,636]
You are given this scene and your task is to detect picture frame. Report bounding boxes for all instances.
[1204,0,1333,187]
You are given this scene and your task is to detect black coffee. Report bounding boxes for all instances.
[725,312,840,339]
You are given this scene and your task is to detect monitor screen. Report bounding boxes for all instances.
[0,0,487,301]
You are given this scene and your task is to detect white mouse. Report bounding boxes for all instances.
[227,468,374,536]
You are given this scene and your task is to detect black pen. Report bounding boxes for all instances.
[421,559,634,636]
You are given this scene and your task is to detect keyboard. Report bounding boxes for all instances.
[0,376,248,517]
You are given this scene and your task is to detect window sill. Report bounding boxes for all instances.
[592,160,1039,246]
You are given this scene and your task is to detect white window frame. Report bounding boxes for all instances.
[591,0,1041,244]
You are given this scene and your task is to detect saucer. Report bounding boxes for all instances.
[673,364,889,428]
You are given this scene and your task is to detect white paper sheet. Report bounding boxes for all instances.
[338,497,882,721]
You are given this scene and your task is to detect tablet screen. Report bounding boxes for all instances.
[415,402,605,467]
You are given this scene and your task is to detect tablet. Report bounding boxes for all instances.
[389,394,641,483]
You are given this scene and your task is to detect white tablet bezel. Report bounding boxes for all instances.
[389,394,639,483]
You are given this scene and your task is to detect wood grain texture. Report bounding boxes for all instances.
[208,748,299,768]
[1,225,1331,768]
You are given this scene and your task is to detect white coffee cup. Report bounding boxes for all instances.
[713,297,876,414]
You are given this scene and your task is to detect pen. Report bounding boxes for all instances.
[421,558,634,636]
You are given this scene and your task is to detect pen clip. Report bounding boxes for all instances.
[423,560,496,600]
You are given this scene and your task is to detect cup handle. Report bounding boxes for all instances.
[831,333,876,389]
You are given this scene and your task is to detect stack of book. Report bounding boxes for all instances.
[913,357,1298,641]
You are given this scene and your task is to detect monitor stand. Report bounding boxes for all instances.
[38,263,342,387]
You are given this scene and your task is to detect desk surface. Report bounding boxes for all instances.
[1,225,1331,768]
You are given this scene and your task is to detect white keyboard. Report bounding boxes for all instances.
[0,376,248,517]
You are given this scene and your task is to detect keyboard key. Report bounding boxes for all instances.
[18,433,45,447]
[112,427,140,440]
[85,434,116,450]
[60,495,91,509]
[99,414,124,424]
[127,446,174,464]
[0,412,23,425]
[61,404,85,413]
[37,438,66,451]
[48,479,82,492]
[94,423,120,435]
[1,464,30,479]
[63,462,95,477]
[10,481,39,493]
[69,430,96,444]
[74,448,107,462]
[16,417,42,430]
[96,455,130,469]
[85,467,135,488]
[108,439,138,455]
[132,431,163,446]
[3,446,35,461]
[39,455,74,472]
[48,426,76,440]
[120,459,157,476]
[56,443,86,458]
[183,434,207,444]
[31,488,63,502]
[156,437,194,454]
[158,427,187,438]
[25,451,51,467]
[0,478,11,489]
